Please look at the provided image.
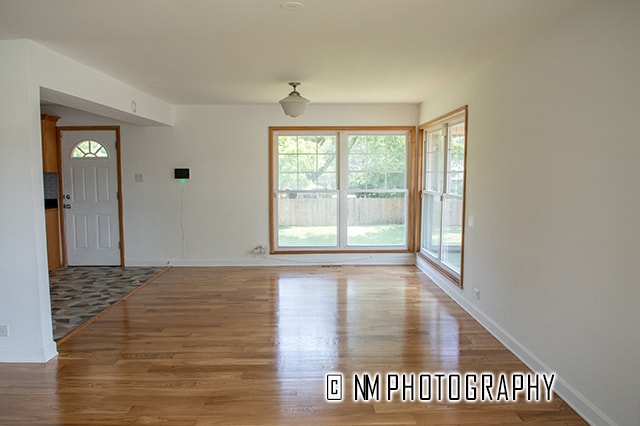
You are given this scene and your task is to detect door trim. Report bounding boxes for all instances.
[57,126,125,267]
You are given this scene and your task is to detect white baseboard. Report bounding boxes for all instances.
[128,252,416,267]
[415,257,615,426]
[0,340,57,363]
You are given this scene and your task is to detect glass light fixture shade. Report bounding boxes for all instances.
[279,83,310,117]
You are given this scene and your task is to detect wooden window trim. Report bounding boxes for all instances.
[269,126,417,254]
[416,106,468,287]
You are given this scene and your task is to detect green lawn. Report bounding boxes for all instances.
[278,225,406,247]
[278,226,338,247]
[277,225,463,248]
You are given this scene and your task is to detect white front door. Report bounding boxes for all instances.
[61,129,121,266]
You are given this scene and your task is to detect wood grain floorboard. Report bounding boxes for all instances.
[0,266,587,425]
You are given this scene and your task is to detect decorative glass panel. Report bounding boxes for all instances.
[71,140,108,158]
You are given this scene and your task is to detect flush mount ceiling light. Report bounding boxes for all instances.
[279,82,310,118]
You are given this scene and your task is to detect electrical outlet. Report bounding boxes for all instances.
[473,288,480,300]
[0,325,8,337]
[252,244,268,255]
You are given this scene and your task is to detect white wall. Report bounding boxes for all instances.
[43,103,419,268]
[417,1,640,425]
[32,42,174,126]
[0,40,173,362]
[0,41,57,362]
[124,104,418,266]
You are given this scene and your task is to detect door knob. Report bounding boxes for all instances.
[63,204,71,209]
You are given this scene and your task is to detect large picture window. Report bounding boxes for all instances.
[270,127,415,253]
[418,107,467,285]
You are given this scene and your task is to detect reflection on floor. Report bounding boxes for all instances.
[49,266,166,340]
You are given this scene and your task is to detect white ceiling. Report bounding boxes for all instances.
[0,0,588,105]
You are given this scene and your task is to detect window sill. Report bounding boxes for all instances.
[272,248,412,255]
[416,251,461,287]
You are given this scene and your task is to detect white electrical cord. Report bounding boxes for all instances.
[266,254,374,265]
[180,182,185,259]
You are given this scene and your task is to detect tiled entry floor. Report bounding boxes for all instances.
[49,266,166,341]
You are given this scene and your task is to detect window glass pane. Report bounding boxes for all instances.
[298,154,316,173]
[424,130,443,192]
[447,122,465,196]
[441,196,463,273]
[71,140,108,158]
[277,135,337,190]
[347,134,407,190]
[317,137,337,154]
[279,172,297,189]
[278,136,297,154]
[421,193,441,258]
[347,172,367,190]
[297,136,318,154]
[418,108,466,283]
[348,135,367,153]
[347,192,406,246]
[369,172,387,189]
[95,145,107,157]
[348,154,366,171]
[386,172,405,189]
[388,150,406,171]
[273,128,411,252]
[277,192,337,247]
[367,154,385,170]
[278,155,297,173]
[317,155,336,172]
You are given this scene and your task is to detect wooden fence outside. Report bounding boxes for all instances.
[278,197,405,226]
[278,196,463,227]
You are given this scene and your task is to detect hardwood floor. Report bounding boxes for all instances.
[0,266,586,425]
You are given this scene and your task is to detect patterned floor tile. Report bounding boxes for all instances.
[49,266,166,340]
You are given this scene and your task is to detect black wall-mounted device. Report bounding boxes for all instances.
[174,168,190,179]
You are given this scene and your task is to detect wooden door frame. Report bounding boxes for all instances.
[56,126,125,267]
